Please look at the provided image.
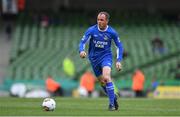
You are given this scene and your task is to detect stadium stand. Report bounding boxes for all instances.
[3,11,180,94]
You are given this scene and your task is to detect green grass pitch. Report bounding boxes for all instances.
[0,97,180,116]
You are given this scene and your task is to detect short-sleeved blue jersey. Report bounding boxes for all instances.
[79,24,123,65]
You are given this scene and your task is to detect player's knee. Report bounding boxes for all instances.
[102,75,111,83]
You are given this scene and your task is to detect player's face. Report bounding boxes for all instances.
[97,14,108,30]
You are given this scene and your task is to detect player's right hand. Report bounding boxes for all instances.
[116,62,122,71]
[80,51,87,58]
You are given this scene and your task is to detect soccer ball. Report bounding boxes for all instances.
[42,98,56,111]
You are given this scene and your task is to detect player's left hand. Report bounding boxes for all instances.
[116,62,122,71]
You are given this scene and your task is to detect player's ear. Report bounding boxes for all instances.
[106,18,109,23]
[106,20,109,24]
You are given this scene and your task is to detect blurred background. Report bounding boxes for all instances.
[0,0,180,98]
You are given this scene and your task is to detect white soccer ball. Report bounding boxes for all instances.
[42,98,56,111]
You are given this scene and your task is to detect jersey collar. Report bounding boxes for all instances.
[98,25,109,32]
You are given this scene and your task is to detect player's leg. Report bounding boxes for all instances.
[98,58,112,95]
[98,78,119,96]
[91,61,117,110]
[98,77,107,94]
[98,73,119,111]
[114,90,119,110]
[102,66,116,110]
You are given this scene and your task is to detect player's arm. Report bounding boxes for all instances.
[79,29,91,58]
[113,32,124,71]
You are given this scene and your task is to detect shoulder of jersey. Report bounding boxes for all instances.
[108,26,116,32]
[88,25,97,30]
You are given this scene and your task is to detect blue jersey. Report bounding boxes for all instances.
[79,24,123,65]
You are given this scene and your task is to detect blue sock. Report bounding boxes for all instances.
[106,82,115,106]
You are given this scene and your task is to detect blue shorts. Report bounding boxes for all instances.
[90,58,112,77]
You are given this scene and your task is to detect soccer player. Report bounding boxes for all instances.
[79,11,123,111]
